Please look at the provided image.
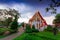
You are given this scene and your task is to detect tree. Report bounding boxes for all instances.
[5,17,13,28]
[55,14,60,19]
[45,25,53,31]
[25,24,32,33]
[53,14,60,24]
[0,8,20,20]
[0,17,13,28]
[0,8,20,28]
[53,26,57,35]
[6,8,20,18]
[46,0,60,14]
[39,0,60,14]
[10,15,18,32]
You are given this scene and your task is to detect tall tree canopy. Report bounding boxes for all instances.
[53,14,60,24]
[0,8,20,27]
[0,8,20,20]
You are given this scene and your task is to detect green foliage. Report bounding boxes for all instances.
[32,25,39,32]
[0,17,12,28]
[25,25,39,33]
[53,19,60,24]
[0,28,8,35]
[0,21,4,26]
[0,35,5,38]
[10,15,18,32]
[6,17,12,26]
[0,9,20,28]
[10,21,18,30]
[53,14,60,24]
[25,24,32,33]
[55,14,60,19]
[32,25,35,29]
[4,17,13,28]
[45,25,53,31]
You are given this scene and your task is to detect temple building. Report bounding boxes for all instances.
[29,11,47,31]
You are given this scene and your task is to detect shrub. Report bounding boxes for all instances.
[45,25,53,31]
[32,25,39,32]
[8,29,16,33]
[25,25,39,33]
[10,21,18,32]
[25,24,32,33]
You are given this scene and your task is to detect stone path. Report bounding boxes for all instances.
[0,27,24,40]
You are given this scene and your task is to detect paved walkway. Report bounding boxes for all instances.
[0,27,24,40]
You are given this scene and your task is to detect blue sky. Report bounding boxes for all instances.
[0,0,60,24]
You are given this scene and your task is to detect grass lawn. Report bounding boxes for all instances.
[0,35,6,39]
[0,28,8,39]
[13,31,60,40]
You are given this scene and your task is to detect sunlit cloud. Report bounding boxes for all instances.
[44,16,55,25]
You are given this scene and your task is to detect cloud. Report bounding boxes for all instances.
[11,3,34,23]
[44,16,55,25]
[18,12,34,23]
[0,3,55,25]
[10,3,33,13]
[18,18,29,23]
[0,3,33,12]
[0,4,8,9]
[0,3,33,23]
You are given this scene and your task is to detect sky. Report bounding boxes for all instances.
[0,0,60,25]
